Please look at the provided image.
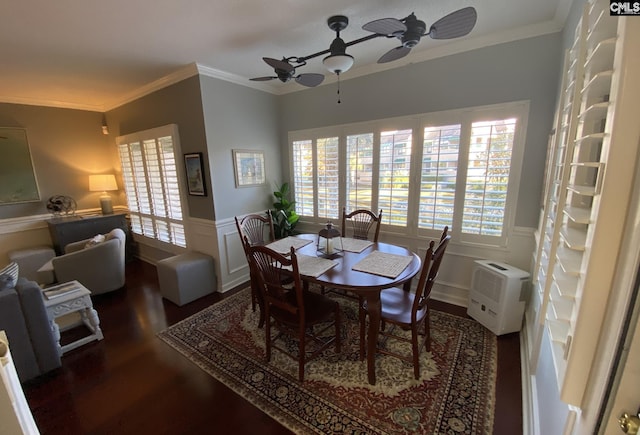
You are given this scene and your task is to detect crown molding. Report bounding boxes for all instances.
[103,63,201,111]
[0,95,105,112]
[195,64,280,95]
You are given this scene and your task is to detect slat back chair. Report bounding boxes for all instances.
[235,212,275,327]
[341,208,382,242]
[235,212,275,247]
[247,245,341,382]
[324,207,383,298]
[360,226,450,379]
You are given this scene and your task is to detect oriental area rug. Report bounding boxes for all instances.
[158,287,497,434]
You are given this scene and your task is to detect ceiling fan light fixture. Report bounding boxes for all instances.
[252,8,477,89]
[323,53,354,74]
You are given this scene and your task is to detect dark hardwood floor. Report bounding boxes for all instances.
[23,259,522,434]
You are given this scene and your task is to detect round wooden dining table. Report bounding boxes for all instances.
[294,233,421,385]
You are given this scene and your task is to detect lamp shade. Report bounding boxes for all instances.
[89,174,118,192]
[323,53,354,74]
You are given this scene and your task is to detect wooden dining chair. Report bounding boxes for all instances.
[321,207,383,298]
[341,207,383,242]
[235,212,276,327]
[247,244,341,382]
[359,226,450,379]
[235,212,275,247]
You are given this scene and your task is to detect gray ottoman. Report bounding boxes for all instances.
[156,252,216,306]
[9,246,56,283]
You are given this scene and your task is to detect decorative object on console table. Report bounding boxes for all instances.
[46,213,132,259]
[184,153,207,196]
[46,195,76,217]
[89,174,118,215]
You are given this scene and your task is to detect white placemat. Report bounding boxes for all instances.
[340,237,374,253]
[265,236,313,254]
[352,250,413,278]
[296,254,338,277]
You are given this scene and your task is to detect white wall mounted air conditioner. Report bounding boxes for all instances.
[467,259,530,336]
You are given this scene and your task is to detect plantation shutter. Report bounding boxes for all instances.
[117,124,186,248]
[292,139,315,217]
[418,124,461,230]
[461,118,517,241]
[378,129,412,226]
[317,137,339,219]
[346,133,374,212]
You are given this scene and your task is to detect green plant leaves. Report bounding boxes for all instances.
[270,182,298,239]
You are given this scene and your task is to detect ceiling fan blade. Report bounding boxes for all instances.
[263,57,294,73]
[428,7,477,40]
[295,73,325,87]
[250,76,277,82]
[378,46,411,64]
[362,18,406,36]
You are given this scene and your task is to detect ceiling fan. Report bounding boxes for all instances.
[363,7,478,63]
[250,6,477,87]
[250,57,325,87]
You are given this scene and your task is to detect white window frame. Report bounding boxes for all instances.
[116,124,189,254]
[288,101,529,247]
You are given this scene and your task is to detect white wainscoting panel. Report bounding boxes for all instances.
[186,217,218,259]
[215,216,250,292]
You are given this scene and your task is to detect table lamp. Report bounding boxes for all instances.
[89,174,118,215]
[317,222,343,258]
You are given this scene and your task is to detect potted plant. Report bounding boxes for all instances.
[269,182,299,239]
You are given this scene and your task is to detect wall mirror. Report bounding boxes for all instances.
[0,127,40,204]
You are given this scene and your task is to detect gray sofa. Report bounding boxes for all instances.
[38,228,126,295]
[0,277,61,382]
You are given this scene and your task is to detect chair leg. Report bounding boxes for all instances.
[334,304,341,353]
[411,324,420,380]
[250,282,257,312]
[425,308,431,352]
[359,302,366,361]
[250,279,265,329]
[298,323,306,382]
[265,308,272,362]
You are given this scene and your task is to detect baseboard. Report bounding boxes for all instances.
[431,281,469,308]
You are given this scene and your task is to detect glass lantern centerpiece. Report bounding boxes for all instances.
[317,222,343,259]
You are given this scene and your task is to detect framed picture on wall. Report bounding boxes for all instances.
[184,152,207,196]
[233,149,266,187]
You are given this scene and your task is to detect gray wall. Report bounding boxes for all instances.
[0,103,115,219]
[106,76,214,220]
[199,75,280,220]
[0,32,564,231]
[279,33,563,228]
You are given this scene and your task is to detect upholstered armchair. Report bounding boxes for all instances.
[38,228,126,295]
[0,277,61,381]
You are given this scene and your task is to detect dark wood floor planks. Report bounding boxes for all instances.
[23,260,522,434]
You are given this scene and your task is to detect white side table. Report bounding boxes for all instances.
[43,280,104,355]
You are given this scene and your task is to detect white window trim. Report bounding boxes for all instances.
[116,124,189,254]
[289,101,529,248]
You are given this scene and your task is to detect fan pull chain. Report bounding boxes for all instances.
[336,72,341,104]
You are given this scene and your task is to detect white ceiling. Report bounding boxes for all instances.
[0,0,573,112]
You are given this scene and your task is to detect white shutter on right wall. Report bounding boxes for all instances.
[532,0,640,407]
